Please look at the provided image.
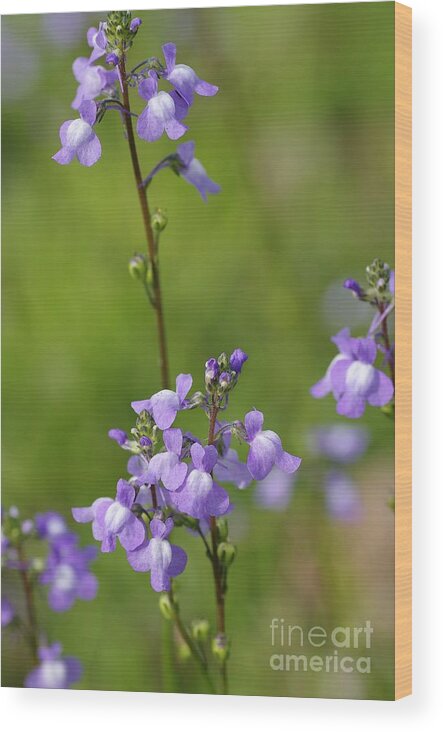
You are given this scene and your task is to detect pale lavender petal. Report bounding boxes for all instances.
[205,482,230,517]
[116,479,135,508]
[168,545,187,576]
[77,134,101,167]
[164,117,187,140]
[177,140,195,166]
[151,390,180,429]
[163,427,182,455]
[118,514,146,551]
[247,433,276,480]
[126,540,151,572]
[79,99,97,126]
[244,409,264,440]
[336,394,366,419]
[367,369,394,407]
[176,373,193,402]
[194,79,218,96]
[53,147,75,165]
[162,42,176,74]
[131,398,152,415]
[137,106,164,142]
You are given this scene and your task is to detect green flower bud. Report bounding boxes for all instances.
[217,541,236,567]
[216,517,229,542]
[159,593,175,621]
[151,208,168,233]
[129,253,148,281]
[191,619,210,642]
[217,352,229,370]
[212,634,230,662]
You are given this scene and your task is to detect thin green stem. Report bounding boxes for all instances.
[118,56,170,391]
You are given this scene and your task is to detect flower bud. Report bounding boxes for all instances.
[205,357,219,387]
[129,253,148,281]
[343,279,364,299]
[130,17,142,32]
[139,436,152,448]
[212,634,230,662]
[218,371,231,391]
[216,517,229,542]
[217,352,229,370]
[151,208,168,232]
[108,428,128,446]
[191,618,210,642]
[106,52,119,66]
[158,593,175,621]
[229,348,248,374]
[217,541,236,567]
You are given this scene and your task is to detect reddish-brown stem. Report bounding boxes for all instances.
[208,402,228,694]
[379,303,395,386]
[118,56,170,392]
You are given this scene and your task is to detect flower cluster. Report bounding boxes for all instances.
[311,258,395,418]
[1,505,97,688]
[52,11,220,200]
[73,349,301,593]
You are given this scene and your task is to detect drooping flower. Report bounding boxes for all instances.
[309,424,369,464]
[108,428,128,446]
[243,410,301,481]
[52,100,101,167]
[214,447,253,489]
[175,141,220,200]
[312,329,394,418]
[324,470,362,522]
[254,466,297,511]
[137,71,188,142]
[129,17,142,32]
[132,373,193,430]
[174,443,229,519]
[86,23,108,63]
[39,533,98,612]
[343,278,364,299]
[142,428,188,492]
[71,57,117,109]
[229,348,248,374]
[1,596,15,627]
[162,42,218,105]
[126,517,187,592]
[35,511,68,541]
[25,643,82,689]
[310,328,351,399]
[72,480,145,553]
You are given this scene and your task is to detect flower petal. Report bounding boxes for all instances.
[244,409,264,440]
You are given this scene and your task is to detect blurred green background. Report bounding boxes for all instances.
[2,3,395,699]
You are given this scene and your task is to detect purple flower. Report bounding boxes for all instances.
[162,43,218,106]
[132,373,193,430]
[126,517,187,592]
[205,357,219,383]
[52,101,101,167]
[310,424,369,463]
[71,57,117,109]
[137,71,188,142]
[39,533,98,612]
[176,141,220,200]
[174,443,229,519]
[1,596,14,627]
[229,348,248,373]
[86,23,108,63]
[324,470,362,522]
[25,643,82,689]
[214,446,252,490]
[72,481,145,553]
[343,279,364,299]
[108,428,128,446]
[255,466,297,511]
[312,329,394,418]
[244,410,301,481]
[35,511,68,541]
[142,428,188,492]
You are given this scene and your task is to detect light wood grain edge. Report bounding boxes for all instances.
[394,1,412,701]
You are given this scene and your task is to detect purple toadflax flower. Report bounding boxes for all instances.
[1,596,15,627]
[174,443,229,519]
[72,480,145,553]
[243,410,301,481]
[35,511,68,541]
[142,428,188,492]
[310,424,369,464]
[255,466,297,511]
[25,643,82,689]
[71,56,117,109]
[175,141,220,200]
[52,100,101,167]
[132,373,193,430]
[137,71,188,142]
[39,533,98,612]
[324,470,362,522]
[86,23,108,63]
[311,328,394,418]
[126,517,187,592]
[162,42,218,105]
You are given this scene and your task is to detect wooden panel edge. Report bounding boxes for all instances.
[394,0,412,701]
